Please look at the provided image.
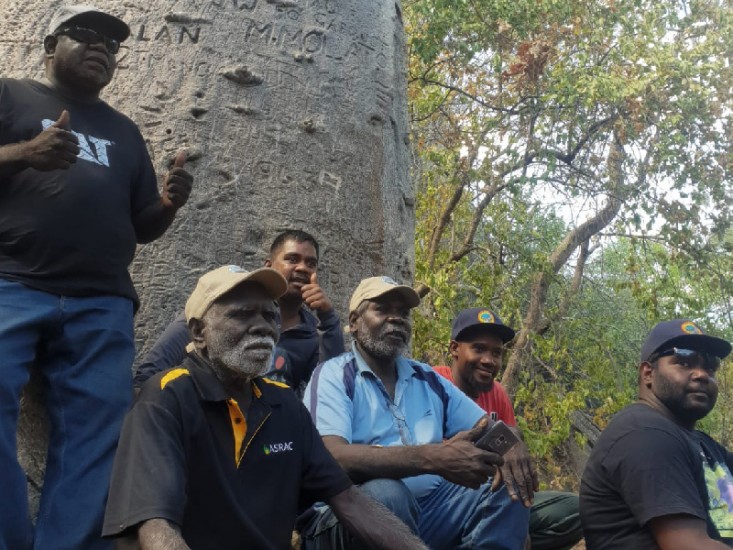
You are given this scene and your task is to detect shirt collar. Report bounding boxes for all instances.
[186,352,280,406]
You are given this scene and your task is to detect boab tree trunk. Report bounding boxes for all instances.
[1,0,413,514]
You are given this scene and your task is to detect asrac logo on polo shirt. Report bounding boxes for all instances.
[263,441,294,455]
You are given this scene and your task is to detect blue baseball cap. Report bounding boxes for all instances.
[451,307,515,343]
[640,319,732,362]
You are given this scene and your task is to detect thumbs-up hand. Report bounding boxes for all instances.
[161,150,193,210]
[53,110,71,130]
[21,110,79,171]
[301,272,333,312]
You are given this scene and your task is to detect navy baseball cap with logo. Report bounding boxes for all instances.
[451,307,516,343]
[640,319,732,362]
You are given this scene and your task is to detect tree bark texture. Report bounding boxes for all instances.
[1,0,413,515]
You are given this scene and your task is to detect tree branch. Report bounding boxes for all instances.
[502,134,628,395]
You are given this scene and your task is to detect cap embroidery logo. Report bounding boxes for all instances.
[478,310,495,324]
[227,265,245,273]
[681,321,702,334]
[380,276,398,286]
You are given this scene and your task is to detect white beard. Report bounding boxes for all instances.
[207,332,275,380]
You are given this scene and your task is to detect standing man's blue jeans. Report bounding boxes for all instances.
[300,476,529,549]
[0,279,134,550]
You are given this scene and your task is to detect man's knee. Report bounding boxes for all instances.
[357,479,419,531]
[472,483,530,548]
[529,491,582,550]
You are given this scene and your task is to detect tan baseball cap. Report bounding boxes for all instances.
[349,276,420,313]
[185,266,287,322]
[48,5,130,41]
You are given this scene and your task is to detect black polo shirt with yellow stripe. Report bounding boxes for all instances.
[103,352,352,549]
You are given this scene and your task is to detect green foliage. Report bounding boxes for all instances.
[406,0,733,481]
[408,0,577,64]
[700,362,733,447]
[515,379,588,459]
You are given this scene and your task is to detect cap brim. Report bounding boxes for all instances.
[454,324,516,344]
[382,286,421,309]
[651,334,732,360]
[235,268,288,300]
[186,268,287,321]
[64,11,131,41]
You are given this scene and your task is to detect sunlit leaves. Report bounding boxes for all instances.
[406,0,733,481]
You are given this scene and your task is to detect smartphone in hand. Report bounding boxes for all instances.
[474,421,520,455]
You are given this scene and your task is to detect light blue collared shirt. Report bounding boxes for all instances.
[304,343,485,497]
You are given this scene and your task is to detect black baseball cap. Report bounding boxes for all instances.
[451,307,516,343]
[640,319,732,362]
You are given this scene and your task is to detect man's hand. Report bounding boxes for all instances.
[21,110,79,171]
[161,150,193,210]
[301,273,333,312]
[430,419,504,489]
[490,434,538,507]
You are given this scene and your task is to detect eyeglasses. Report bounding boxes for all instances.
[54,26,120,55]
[649,347,721,372]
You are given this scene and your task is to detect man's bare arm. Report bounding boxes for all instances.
[132,151,193,243]
[322,418,502,489]
[649,514,731,550]
[137,519,190,550]
[328,486,428,549]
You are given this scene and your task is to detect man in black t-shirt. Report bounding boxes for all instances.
[103,266,428,550]
[0,6,193,550]
[580,319,733,549]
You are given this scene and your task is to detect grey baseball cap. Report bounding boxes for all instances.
[48,5,130,41]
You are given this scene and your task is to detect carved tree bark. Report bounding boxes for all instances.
[1,0,412,515]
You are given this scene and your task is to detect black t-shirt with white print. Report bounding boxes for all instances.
[0,78,160,305]
[581,403,733,549]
